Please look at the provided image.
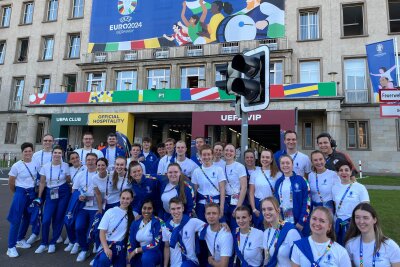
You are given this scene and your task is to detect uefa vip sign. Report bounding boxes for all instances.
[88,0,285,52]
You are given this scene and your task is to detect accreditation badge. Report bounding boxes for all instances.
[230,193,239,205]
[86,196,94,207]
[50,187,59,200]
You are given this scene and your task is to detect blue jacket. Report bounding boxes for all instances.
[101,146,126,160]
[274,172,310,227]
[190,154,202,167]
[129,216,164,253]
[139,151,158,175]
[131,175,161,215]
[159,181,195,220]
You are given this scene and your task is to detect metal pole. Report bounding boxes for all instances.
[394,37,400,87]
[240,111,249,164]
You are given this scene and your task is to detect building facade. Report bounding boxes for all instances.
[0,0,399,174]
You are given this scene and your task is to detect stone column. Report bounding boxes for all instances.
[26,115,39,144]
[326,110,341,146]
[137,66,145,89]
[162,124,170,141]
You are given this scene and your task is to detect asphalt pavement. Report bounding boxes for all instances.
[0,172,96,267]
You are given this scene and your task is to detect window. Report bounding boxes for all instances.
[46,0,58,21]
[116,70,137,91]
[215,64,227,82]
[71,0,84,18]
[41,36,54,60]
[221,42,239,54]
[10,78,24,110]
[1,5,11,27]
[186,45,203,57]
[5,122,18,144]
[303,122,314,149]
[63,74,77,92]
[342,4,365,36]
[299,60,320,83]
[36,122,45,144]
[344,58,368,103]
[86,72,106,91]
[38,76,51,93]
[16,38,29,62]
[181,66,205,88]
[0,41,6,64]
[147,69,170,89]
[270,61,283,85]
[299,9,320,40]
[347,120,369,149]
[67,34,80,58]
[21,2,34,24]
[388,0,400,33]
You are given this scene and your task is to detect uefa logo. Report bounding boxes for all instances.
[376,43,384,53]
[118,0,137,15]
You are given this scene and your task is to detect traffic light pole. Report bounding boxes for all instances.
[239,108,249,164]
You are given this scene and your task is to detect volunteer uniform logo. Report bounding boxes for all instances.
[118,0,137,15]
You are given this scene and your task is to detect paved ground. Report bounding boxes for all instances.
[0,174,96,267]
[364,185,400,190]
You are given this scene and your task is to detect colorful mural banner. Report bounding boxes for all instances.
[28,83,336,105]
[89,0,285,52]
[366,39,399,103]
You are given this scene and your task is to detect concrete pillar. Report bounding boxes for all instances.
[221,126,227,144]
[326,110,341,146]
[180,130,186,141]
[137,66,145,89]
[162,124,170,141]
[171,64,178,88]
[26,115,39,144]
[205,62,212,87]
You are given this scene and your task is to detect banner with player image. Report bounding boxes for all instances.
[88,0,285,52]
[366,39,399,102]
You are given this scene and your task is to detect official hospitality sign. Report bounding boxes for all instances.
[379,89,400,102]
[88,0,285,52]
[366,39,399,103]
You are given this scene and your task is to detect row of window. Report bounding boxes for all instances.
[1,120,376,151]
[0,34,80,64]
[299,1,400,41]
[0,0,84,28]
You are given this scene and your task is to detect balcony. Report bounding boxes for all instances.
[186,45,203,57]
[345,89,369,103]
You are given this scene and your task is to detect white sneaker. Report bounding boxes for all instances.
[70,243,80,254]
[64,243,74,252]
[26,234,40,245]
[48,244,56,253]
[56,236,63,244]
[64,237,70,245]
[35,245,48,254]
[92,245,97,254]
[16,240,31,249]
[89,259,94,266]
[76,250,89,262]
[6,247,19,258]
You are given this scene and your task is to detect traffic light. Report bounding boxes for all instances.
[219,46,270,112]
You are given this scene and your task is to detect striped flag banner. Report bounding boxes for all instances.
[185,0,211,14]
[190,87,220,100]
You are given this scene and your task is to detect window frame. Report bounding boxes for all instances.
[388,0,400,33]
[115,70,138,91]
[71,0,84,19]
[46,0,58,22]
[86,71,106,91]
[5,122,18,144]
[0,40,6,64]
[1,5,12,28]
[36,122,45,144]
[9,77,25,111]
[298,59,321,83]
[269,61,283,85]
[298,7,321,41]
[37,75,51,93]
[21,2,34,25]
[341,3,367,37]
[180,66,205,88]
[63,73,77,92]
[66,33,81,59]
[41,36,54,61]
[343,57,368,103]
[15,37,30,63]
[146,68,171,89]
[302,121,314,149]
[346,120,370,150]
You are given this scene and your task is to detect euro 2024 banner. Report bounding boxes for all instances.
[366,39,399,102]
[89,0,285,52]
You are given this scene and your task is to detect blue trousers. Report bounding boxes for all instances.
[7,187,36,248]
[335,218,350,246]
[93,241,126,267]
[251,197,264,230]
[41,183,71,245]
[224,196,239,232]
[181,260,199,267]
[65,220,76,244]
[130,249,161,267]
[75,208,97,251]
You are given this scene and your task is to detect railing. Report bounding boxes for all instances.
[0,152,20,171]
[186,45,203,56]
[345,89,369,103]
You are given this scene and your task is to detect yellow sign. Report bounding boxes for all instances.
[88,113,134,142]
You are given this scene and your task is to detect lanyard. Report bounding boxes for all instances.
[163,183,177,194]
[105,147,117,162]
[360,238,376,267]
[336,183,353,212]
[213,228,221,256]
[279,179,293,204]
[108,213,127,237]
[50,163,62,186]
[262,169,275,194]
[22,161,37,183]
[200,166,219,192]
[72,166,82,181]
[119,173,127,192]
[85,170,89,192]
[41,151,44,166]
[266,228,279,252]
[105,174,110,197]
[237,228,252,257]
[315,173,324,203]
[224,166,235,190]
[81,149,92,162]
[313,240,333,266]
[291,152,298,162]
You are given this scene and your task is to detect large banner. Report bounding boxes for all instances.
[89,0,285,52]
[366,39,398,102]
